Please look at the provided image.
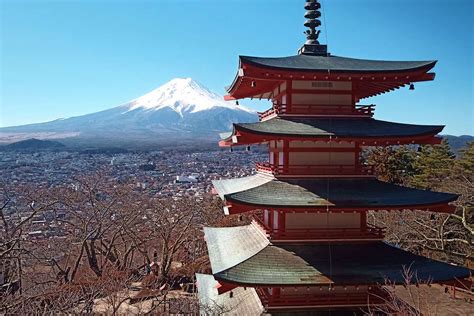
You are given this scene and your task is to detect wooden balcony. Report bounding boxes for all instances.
[256,162,375,177]
[258,104,375,120]
[256,288,387,309]
[252,216,385,242]
[258,108,278,121]
[270,225,385,242]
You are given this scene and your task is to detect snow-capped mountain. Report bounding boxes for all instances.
[127,78,253,116]
[0,78,258,147]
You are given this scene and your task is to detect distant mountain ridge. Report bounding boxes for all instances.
[2,135,471,154]
[442,135,473,154]
[0,78,258,148]
[2,138,65,151]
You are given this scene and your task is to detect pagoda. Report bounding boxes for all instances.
[196,1,471,314]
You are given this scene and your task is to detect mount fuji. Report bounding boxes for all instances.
[0,78,258,148]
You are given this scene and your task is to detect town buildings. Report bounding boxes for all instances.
[0,149,264,241]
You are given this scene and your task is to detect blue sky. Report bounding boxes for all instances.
[1,0,473,135]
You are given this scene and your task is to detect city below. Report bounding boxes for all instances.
[0,148,266,240]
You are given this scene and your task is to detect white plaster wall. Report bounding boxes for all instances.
[288,152,355,165]
[285,213,360,229]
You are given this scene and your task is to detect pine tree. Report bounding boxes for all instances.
[410,140,455,190]
[365,145,417,184]
[454,142,474,179]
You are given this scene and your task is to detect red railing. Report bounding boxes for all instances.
[257,288,387,308]
[258,104,375,120]
[256,162,375,176]
[270,224,385,241]
[258,108,279,120]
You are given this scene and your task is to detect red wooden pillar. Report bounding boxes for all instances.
[283,140,289,173]
[272,287,281,300]
[274,82,281,112]
[278,211,286,235]
[286,79,292,113]
[360,211,367,230]
[354,143,361,172]
[269,209,274,232]
[270,141,278,168]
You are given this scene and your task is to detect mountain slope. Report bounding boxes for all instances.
[0,78,258,146]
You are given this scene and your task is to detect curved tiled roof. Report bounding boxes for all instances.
[212,174,272,200]
[240,55,436,73]
[204,223,269,274]
[222,177,457,209]
[214,241,471,286]
[225,117,444,139]
[195,273,264,315]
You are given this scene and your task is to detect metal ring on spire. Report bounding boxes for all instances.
[304,0,322,45]
[298,0,328,56]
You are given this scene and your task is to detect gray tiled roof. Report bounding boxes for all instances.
[223,177,457,209]
[215,245,332,285]
[196,273,264,316]
[204,223,269,274]
[214,241,471,286]
[240,55,436,73]
[222,117,443,140]
[212,174,273,199]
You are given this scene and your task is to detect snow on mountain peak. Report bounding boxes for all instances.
[126,78,254,116]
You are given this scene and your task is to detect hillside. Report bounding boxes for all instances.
[1,138,66,151]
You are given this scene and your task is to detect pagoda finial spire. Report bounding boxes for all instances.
[298,0,328,56]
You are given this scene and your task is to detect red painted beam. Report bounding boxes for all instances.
[223,200,457,215]
[216,281,238,295]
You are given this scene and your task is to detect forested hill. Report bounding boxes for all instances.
[442,135,474,155]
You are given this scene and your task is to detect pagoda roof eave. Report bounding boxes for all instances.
[204,224,471,287]
[225,55,437,100]
[212,176,458,213]
[211,239,471,287]
[219,117,444,147]
[195,273,264,315]
[239,55,437,74]
[204,222,270,274]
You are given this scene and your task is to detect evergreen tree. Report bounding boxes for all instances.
[365,146,417,184]
[454,142,474,179]
[410,140,455,190]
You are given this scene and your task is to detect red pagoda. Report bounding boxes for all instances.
[197,1,470,314]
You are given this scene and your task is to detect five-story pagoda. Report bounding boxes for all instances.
[196,1,470,314]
